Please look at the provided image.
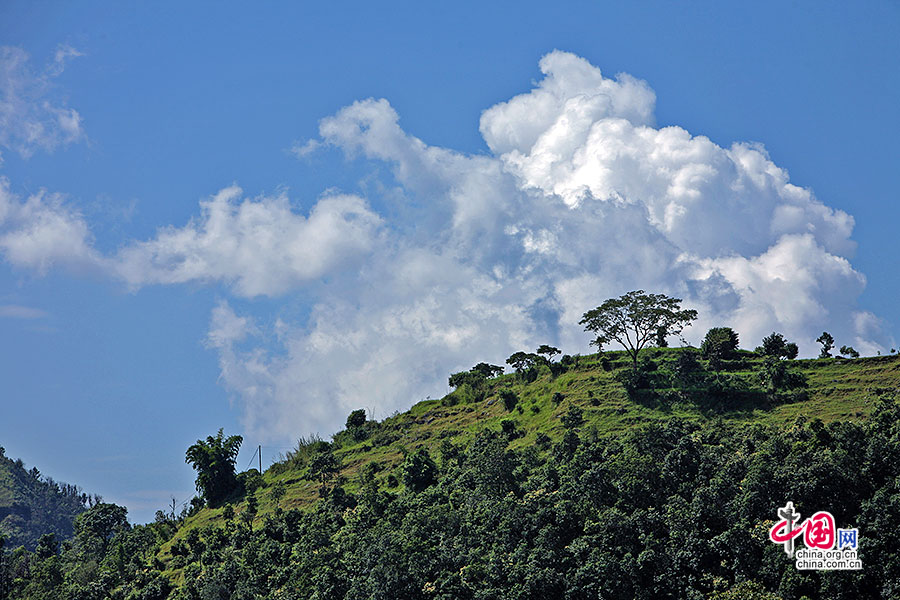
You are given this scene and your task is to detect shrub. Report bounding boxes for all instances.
[400,447,438,492]
[500,419,522,439]
[500,390,519,411]
[560,406,583,429]
[346,409,367,429]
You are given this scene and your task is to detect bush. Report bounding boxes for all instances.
[500,419,522,439]
[560,406,583,429]
[672,350,703,382]
[500,389,519,411]
[400,447,438,492]
[346,409,367,429]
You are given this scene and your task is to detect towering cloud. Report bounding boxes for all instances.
[204,51,886,439]
[1,50,889,440]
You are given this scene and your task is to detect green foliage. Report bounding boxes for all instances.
[500,389,519,411]
[471,362,504,378]
[757,356,808,394]
[506,351,542,381]
[817,331,835,358]
[7,388,900,599]
[399,447,438,492]
[580,290,698,366]
[0,450,91,551]
[560,405,584,429]
[4,343,900,599]
[536,344,561,362]
[756,332,798,360]
[345,409,370,441]
[840,345,860,358]
[306,447,341,488]
[73,502,129,557]
[346,409,367,429]
[672,349,703,383]
[184,429,243,507]
[701,327,740,360]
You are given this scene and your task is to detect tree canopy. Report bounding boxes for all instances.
[185,429,243,507]
[580,290,697,367]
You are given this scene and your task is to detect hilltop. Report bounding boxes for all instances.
[171,348,900,543]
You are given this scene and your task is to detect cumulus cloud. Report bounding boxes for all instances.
[206,50,889,441]
[0,45,85,158]
[114,186,383,297]
[0,177,103,274]
[2,50,889,442]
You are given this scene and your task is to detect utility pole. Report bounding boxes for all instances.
[258,445,262,474]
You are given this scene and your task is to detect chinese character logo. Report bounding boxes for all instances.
[769,503,836,554]
[768,502,861,571]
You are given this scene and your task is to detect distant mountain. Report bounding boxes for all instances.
[0,447,92,550]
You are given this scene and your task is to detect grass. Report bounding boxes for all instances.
[160,350,900,558]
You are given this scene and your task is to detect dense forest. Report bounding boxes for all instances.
[2,293,899,599]
[0,448,96,552]
[2,391,899,599]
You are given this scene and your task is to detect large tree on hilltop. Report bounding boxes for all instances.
[580,290,698,368]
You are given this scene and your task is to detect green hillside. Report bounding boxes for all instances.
[4,349,899,599]
[0,448,91,551]
[168,349,900,547]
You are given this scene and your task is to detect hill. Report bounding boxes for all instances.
[0,447,92,551]
[182,350,900,527]
[3,349,899,599]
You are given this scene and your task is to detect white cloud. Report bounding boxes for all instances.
[0,177,103,274]
[1,50,889,442]
[206,51,889,442]
[114,186,383,297]
[289,138,320,158]
[0,45,85,157]
[0,304,48,319]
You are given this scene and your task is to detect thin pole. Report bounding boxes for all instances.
[258,445,262,473]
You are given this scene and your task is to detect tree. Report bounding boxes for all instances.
[536,345,561,364]
[755,332,798,360]
[307,447,341,488]
[579,290,698,368]
[500,389,519,411]
[346,409,367,429]
[185,429,243,507]
[506,351,543,381]
[839,345,860,358]
[74,503,129,556]
[757,357,807,394]
[816,331,835,358]
[400,447,438,492]
[470,362,504,378]
[700,327,739,361]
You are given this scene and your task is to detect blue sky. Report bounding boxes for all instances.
[1,1,898,523]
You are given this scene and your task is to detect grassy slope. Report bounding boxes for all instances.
[160,350,900,567]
